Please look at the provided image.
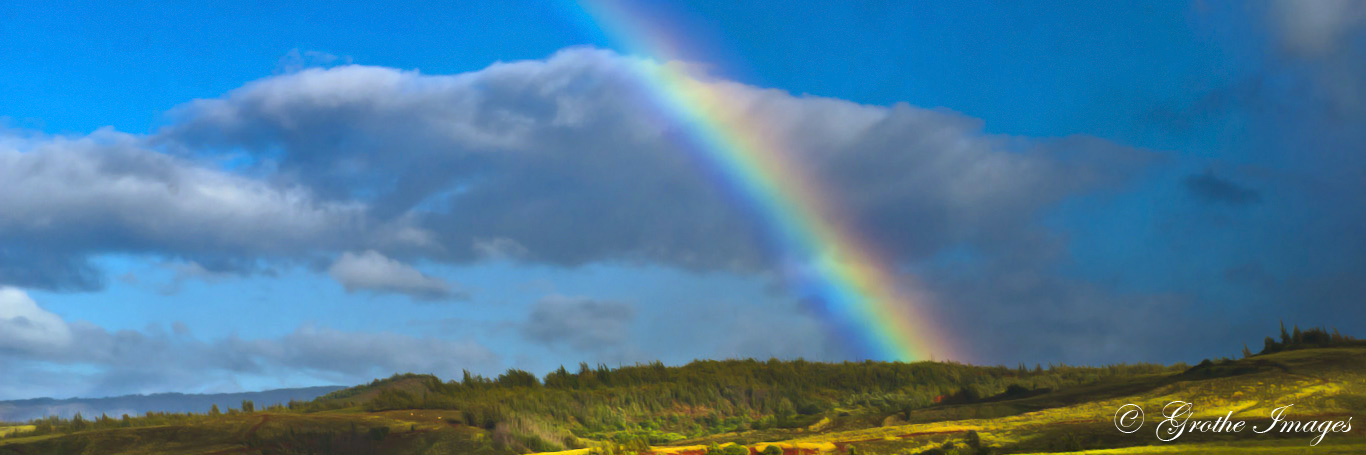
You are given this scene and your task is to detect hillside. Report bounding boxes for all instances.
[1,343,1363,454]
[0,386,345,423]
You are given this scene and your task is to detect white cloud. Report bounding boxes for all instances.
[0,288,497,399]
[0,129,368,290]
[0,287,72,353]
[328,250,463,301]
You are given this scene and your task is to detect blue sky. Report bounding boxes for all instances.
[2,1,1364,399]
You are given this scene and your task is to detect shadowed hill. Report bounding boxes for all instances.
[2,337,1364,454]
[0,386,344,422]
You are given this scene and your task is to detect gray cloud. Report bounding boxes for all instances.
[1269,0,1366,114]
[522,295,636,351]
[1184,170,1262,206]
[249,325,496,378]
[1090,2,1366,360]
[1248,2,1366,326]
[1270,0,1365,57]
[0,49,1159,303]
[0,129,385,291]
[0,288,497,400]
[158,48,1154,275]
[923,265,1206,365]
[328,250,465,301]
[0,48,1173,367]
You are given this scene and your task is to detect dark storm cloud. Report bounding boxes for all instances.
[1248,0,1366,324]
[1102,0,1366,355]
[1184,170,1262,206]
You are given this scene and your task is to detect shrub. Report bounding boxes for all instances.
[964,430,981,449]
[722,444,750,455]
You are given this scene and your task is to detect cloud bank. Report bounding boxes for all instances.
[11,22,1365,396]
[0,287,496,399]
[0,48,1169,379]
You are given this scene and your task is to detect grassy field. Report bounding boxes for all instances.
[1,346,1362,454]
[0,426,34,439]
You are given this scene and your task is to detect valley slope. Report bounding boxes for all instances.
[2,345,1363,454]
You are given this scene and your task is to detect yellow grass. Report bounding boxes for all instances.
[0,425,36,438]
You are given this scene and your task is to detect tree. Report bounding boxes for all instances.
[496,368,541,387]
[1242,344,1253,358]
[776,398,796,418]
[762,445,783,455]
[71,413,88,431]
[722,444,750,455]
[965,430,982,450]
[241,400,255,413]
[209,404,221,417]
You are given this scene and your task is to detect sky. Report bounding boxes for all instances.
[1,0,1364,399]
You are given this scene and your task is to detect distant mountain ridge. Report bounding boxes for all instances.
[0,386,344,422]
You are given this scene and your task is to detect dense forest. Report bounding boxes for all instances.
[337,358,1182,450]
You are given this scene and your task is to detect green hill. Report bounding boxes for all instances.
[2,336,1363,454]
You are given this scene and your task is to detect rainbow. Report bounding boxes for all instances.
[568,1,959,362]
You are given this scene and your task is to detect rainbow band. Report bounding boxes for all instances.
[572,1,956,362]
